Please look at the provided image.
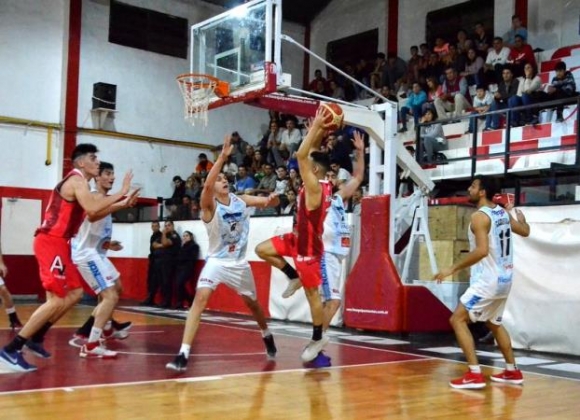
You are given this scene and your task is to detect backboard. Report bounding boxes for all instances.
[189,0,283,109]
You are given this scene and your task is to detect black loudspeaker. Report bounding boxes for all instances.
[92,82,117,110]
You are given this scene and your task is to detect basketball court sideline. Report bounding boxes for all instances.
[0,304,579,418]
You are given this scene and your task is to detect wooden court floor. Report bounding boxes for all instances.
[0,304,579,419]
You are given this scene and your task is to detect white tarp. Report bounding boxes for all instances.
[504,205,580,356]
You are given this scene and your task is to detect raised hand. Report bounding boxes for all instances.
[221,134,234,158]
[120,170,134,195]
[352,130,365,152]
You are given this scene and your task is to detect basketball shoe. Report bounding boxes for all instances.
[449,371,486,389]
[301,335,329,362]
[263,334,277,359]
[80,342,117,359]
[0,349,37,372]
[166,353,188,372]
[282,278,302,298]
[25,341,52,358]
[491,369,524,385]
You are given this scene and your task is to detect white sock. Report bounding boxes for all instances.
[88,327,103,344]
[506,363,516,371]
[261,328,271,337]
[104,320,112,331]
[179,344,191,359]
[469,365,481,374]
[5,307,15,315]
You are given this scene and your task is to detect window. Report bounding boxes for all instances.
[109,1,188,59]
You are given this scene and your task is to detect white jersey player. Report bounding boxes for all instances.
[435,175,530,390]
[166,134,280,372]
[319,131,366,330]
[71,161,139,359]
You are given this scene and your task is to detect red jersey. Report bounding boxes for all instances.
[295,180,333,257]
[36,169,86,238]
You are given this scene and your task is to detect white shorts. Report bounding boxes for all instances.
[75,254,120,295]
[320,252,344,302]
[460,287,507,325]
[197,257,257,300]
[0,276,4,287]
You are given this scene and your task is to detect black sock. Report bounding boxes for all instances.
[111,318,121,330]
[280,263,298,280]
[5,335,27,353]
[8,313,19,323]
[312,324,323,341]
[31,322,53,344]
[77,316,95,335]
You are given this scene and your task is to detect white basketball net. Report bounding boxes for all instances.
[176,75,217,127]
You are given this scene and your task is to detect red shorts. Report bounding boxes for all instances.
[271,233,323,289]
[34,233,83,298]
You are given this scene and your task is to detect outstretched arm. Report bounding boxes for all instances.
[505,203,530,237]
[241,192,280,209]
[73,171,133,217]
[88,189,141,222]
[200,135,233,222]
[297,109,326,210]
[338,131,365,200]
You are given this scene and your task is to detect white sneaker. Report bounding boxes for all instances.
[282,278,302,298]
[301,335,329,362]
[80,343,117,359]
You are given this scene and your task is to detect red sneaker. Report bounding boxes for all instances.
[449,371,486,389]
[491,369,524,385]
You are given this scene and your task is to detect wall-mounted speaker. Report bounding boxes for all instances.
[92,82,117,110]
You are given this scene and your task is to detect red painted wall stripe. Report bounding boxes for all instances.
[514,0,528,26]
[63,0,82,176]
[387,0,398,56]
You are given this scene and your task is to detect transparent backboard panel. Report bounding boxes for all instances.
[190,0,278,95]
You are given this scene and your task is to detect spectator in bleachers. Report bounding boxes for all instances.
[329,80,346,101]
[373,85,398,104]
[287,167,302,194]
[329,160,352,186]
[473,22,492,58]
[484,66,520,130]
[250,150,266,176]
[508,34,536,77]
[423,75,443,113]
[503,15,528,48]
[422,52,443,84]
[466,85,493,134]
[433,37,450,58]
[442,44,465,74]
[354,58,371,96]
[434,66,471,120]
[253,163,277,196]
[406,45,423,85]
[419,108,447,163]
[351,188,363,215]
[274,166,289,197]
[326,132,353,173]
[419,43,430,58]
[512,63,543,125]
[399,82,427,133]
[184,176,201,201]
[222,155,238,177]
[484,37,510,84]
[259,120,284,167]
[195,153,214,175]
[229,131,249,166]
[234,165,256,195]
[370,53,387,90]
[342,62,359,101]
[547,61,578,122]
[280,118,302,155]
[308,69,328,93]
[456,29,473,56]
[166,175,186,216]
[242,144,255,169]
[280,188,297,215]
[461,48,484,87]
[385,54,408,93]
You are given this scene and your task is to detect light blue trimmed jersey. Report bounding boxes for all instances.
[468,205,513,298]
[204,193,251,260]
[71,214,113,261]
[322,194,351,257]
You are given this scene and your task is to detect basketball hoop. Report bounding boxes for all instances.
[176,73,230,127]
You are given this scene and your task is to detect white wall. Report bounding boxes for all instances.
[528,0,580,51]
[0,0,68,122]
[308,0,387,79]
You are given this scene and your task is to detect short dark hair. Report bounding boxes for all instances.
[198,153,207,159]
[555,61,567,71]
[99,161,113,176]
[310,151,331,173]
[72,143,98,162]
[473,175,500,200]
[173,175,183,182]
[476,84,486,90]
[493,36,503,43]
[376,52,386,60]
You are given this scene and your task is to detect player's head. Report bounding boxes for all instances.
[310,151,331,179]
[71,143,100,177]
[469,175,499,203]
[96,161,115,192]
[213,172,230,195]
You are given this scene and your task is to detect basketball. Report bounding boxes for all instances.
[319,102,344,131]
